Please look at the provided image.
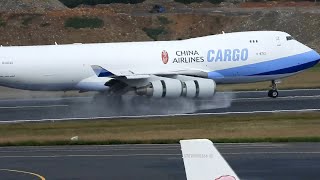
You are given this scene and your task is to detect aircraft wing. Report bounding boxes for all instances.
[180,139,240,180]
[91,65,208,79]
[90,65,217,97]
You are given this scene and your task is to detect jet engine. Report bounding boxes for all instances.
[136,78,216,98]
[136,79,183,98]
[182,79,216,98]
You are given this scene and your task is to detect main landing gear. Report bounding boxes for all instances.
[268,80,279,98]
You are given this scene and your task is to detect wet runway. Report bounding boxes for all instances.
[0,89,319,122]
[0,143,319,180]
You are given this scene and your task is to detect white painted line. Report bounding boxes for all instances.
[0,96,92,102]
[0,154,181,158]
[188,109,320,115]
[234,95,320,101]
[0,143,286,152]
[0,151,318,158]
[0,105,68,109]
[0,108,320,124]
[223,152,320,155]
[233,88,320,93]
[0,169,46,180]
[0,148,179,153]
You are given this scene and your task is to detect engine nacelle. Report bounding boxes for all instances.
[136,78,216,98]
[136,79,183,98]
[183,79,216,98]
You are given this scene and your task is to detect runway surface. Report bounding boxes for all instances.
[0,143,319,180]
[0,89,320,122]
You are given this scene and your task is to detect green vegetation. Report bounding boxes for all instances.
[142,17,171,40]
[0,18,6,27]
[308,63,320,72]
[174,0,223,4]
[0,112,320,146]
[157,16,171,25]
[65,17,104,29]
[40,22,51,27]
[22,17,34,27]
[59,0,145,8]
[142,27,167,40]
[1,137,320,146]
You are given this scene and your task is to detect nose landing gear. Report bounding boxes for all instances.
[268,80,279,98]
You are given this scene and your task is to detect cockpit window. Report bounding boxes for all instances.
[286,36,294,41]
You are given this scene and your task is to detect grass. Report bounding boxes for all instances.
[307,63,320,72]
[65,17,104,29]
[1,112,320,146]
[142,27,167,41]
[158,16,171,25]
[0,17,6,27]
[40,22,51,27]
[21,17,34,27]
[59,0,145,8]
[174,0,223,4]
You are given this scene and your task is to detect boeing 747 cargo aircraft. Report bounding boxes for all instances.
[0,31,319,98]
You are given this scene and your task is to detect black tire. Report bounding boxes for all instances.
[268,90,278,98]
[268,90,272,97]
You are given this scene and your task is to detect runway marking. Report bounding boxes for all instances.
[0,105,68,109]
[0,148,180,153]
[0,169,46,180]
[0,154,180,158]
[0,144,287,153]
[233,88,320,93]
[0,96,85,102]
[223,152,320,155]
[0,151,318,159]
[0,143,284,148]
[234,95,320,101]
[1,108,320,123]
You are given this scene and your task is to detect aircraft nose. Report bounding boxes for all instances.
[316,50,320,61]
[313,49,320,63]
[298,49,320,71]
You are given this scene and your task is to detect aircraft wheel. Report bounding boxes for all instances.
[268,90,278,98]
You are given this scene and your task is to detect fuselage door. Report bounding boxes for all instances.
[276,36,281,46]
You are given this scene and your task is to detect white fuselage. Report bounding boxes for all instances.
[0,31,319,91]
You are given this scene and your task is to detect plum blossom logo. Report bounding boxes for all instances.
[162,50,169,64]
[215,175,236,180]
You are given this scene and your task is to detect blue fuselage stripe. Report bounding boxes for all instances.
[252,60,319,76]
[209,50,320,78]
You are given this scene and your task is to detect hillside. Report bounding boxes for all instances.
[0,0,67,12]
[0,1,319,52]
